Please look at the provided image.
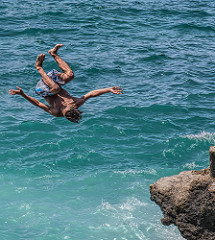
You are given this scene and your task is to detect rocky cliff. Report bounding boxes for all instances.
[150,146,215,240]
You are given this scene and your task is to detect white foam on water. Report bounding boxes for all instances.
[185,162,200,169]
[63,236,70,240]
[92,199,146,237]
[119,197,148,211]
[100,200,117,212]
[19,203,31,210]
[163,131,215,159]
[184,131,215,142]
[113,169,157,175]
[15,187,27,193]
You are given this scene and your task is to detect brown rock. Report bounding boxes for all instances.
[150,147,215,240]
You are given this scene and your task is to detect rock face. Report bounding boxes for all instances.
[150,146,215,240]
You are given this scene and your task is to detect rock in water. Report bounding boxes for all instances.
[150,147,215,240]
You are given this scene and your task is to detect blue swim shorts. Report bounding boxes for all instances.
[35,69,65,97]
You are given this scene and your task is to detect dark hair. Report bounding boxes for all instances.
[65,108,82,123]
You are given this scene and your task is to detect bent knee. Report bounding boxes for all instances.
[59,71,74,84]
[66,71,74,81]
[50,84,61,94]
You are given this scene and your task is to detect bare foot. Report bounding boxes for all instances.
[35,54,45,70]
[48,44,63,56]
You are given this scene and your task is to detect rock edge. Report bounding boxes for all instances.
[150,164,215,239]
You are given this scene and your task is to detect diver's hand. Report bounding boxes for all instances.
[9,86,24,96]
[110,86,123,95]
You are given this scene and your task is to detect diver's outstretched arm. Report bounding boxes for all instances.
[81,86,123,101]
[9,86,53,115]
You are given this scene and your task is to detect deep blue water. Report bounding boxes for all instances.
[1,0,215,239]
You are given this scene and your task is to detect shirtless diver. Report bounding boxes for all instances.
[9,44,123,123]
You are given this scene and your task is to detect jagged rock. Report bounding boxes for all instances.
[150,146,215,240]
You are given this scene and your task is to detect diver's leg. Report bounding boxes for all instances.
[35,54,60,94]
[49,44,74,83]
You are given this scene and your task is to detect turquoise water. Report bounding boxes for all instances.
[1,0,215,239]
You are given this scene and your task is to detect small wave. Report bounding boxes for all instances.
[108,105,188,116]
[41,10,65,16]
[85,66,122,75]
[138,53,170,62]
[185,162,200,169]
[17,120,58,132]
[163,131,215,165]
[119,197,148,211]
[173,23,215,33]
[152,8,211,18]
[15,187,27,194]
[184,131,215,141]
[108,6,143,17]
[113,169,157,175]
[96,197,148,215]
[0,27,75,37]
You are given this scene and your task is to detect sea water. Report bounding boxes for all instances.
[1,0,215,239]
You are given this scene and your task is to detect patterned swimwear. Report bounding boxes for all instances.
[35,69,65,97]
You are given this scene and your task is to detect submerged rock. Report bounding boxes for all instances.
[150,147,215,240]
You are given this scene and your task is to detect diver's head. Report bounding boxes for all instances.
[64,108,82,123]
